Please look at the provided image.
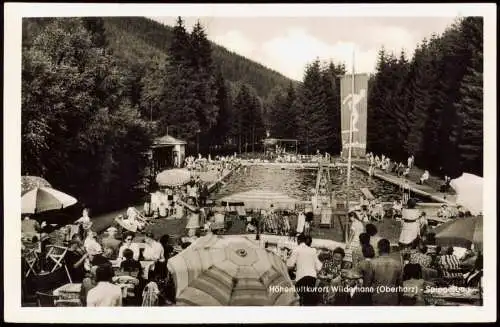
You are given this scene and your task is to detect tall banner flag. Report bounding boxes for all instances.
[340,73,368,158]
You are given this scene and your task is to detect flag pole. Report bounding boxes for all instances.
[345,50,355,243]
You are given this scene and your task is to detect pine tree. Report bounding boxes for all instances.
[190,21,218,152]
[233,84,253,153]
[367,47,388,154]
[322,62,342,154]
[295,59,330,153]
[82,17,108,53]
[282,82,298,139]
[453,17,484,176]
[212,67,233,147]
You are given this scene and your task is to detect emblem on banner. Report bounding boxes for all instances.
[342,88,366,133]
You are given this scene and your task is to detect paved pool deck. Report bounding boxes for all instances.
[91,165,239,233]
[354,163,457,205]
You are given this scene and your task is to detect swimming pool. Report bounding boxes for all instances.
[213,165,434,203]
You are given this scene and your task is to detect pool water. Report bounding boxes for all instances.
[213,165,432,203]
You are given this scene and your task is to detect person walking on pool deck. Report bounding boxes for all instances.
[287,234,322,306]
[399,198,422,250]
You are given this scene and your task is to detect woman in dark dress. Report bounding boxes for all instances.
[64,239,87,283]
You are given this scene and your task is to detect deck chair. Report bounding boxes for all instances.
[212,213,226,232]
[319,208,333,228]
[236,206,246,218]
[24,248,39,277]
[115,217,138,233]
[45,245,72,283]
[36,291,57,307]
[438,255,465,284]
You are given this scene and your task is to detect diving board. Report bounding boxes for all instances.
[360,187,375,200]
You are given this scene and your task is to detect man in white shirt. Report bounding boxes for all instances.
[87,265,122,307]
[287,234,322,306]
[142,233,165,262]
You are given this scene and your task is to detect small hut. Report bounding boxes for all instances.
[151,134,186,174]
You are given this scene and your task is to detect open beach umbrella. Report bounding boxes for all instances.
[450,173,483,215]
[219,189,299,210]
[21,187,78,214]
[167,234,299,306]
[21,176,51,195]
[156,169,191,187]
[432,215,483,250]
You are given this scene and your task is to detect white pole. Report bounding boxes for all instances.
[345,50,355,243]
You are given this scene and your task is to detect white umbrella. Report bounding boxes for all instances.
[450,173,483,215]
[21,187,78,214]
[156,169,191,187]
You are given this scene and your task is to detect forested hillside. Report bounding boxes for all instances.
[21,16,294,213]
[101,17,294,98]
[367,17,483,177]
[20,16,483,215]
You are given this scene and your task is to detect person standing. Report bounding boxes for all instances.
[366,224,382,251]
[101,227,121,257]
[296,211,306,236]
[286,234,322,306]
[399,199,421,250]
[75,208,93,239]
[347,211,365,250]
[369,239,403,306]
[65,239,88,283]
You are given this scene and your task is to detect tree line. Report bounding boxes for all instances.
[367,17,483,177]
[266,60,346,155]
[21,17,287,212]
[266,16,483,178]
[21,16,483,214]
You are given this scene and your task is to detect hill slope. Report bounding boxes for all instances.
[102,17,295,98]
[22,17,296,99]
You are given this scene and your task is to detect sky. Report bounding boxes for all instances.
[151,16,456,81]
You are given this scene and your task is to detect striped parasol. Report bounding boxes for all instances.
[219,189,299,210]
[167,234,299,306]
[156,169,191,187]
[21,187,78,214]
[21,176,51,196]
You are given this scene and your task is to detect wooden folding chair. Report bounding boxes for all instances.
[46,245,72,283]
[24,248,39,277]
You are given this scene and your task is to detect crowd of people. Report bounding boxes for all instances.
[365,152,452,194]
[285,220,482,306]
[22,213,180,306]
